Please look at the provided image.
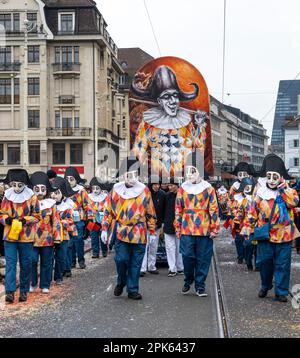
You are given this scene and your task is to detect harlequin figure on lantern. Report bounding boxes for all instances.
[51,176,78,282]
[0,169,40,304]
[29,171,61,294]
[174,149,220,297]
[101,157,157,300]
[246,154,300,302]
[88,177,108,259]
[216,185,229,220]
[64,167,93,270]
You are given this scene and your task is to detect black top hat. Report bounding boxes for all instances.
[131,65,199,102]
[51,176,77,198]
[237,177,255,194]
[47,169,57,180]
[116,157,140,179]
[30,171,54,193]
[64,167,86,185]
[259,154,293,180]
[230,162,255,176]
[3,169,31,186]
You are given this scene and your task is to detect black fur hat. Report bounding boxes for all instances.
[64,167,86,185]
[4,169,31,186]
[30,171,54,193]
[51,176,77,198]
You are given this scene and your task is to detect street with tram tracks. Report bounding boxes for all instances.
[1,226,300,338]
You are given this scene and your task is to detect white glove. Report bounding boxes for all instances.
[101,231,108,244]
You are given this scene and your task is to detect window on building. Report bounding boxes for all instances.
[0,47,11,64]
[28,78,39,95]
[55,111,60,128]
[74,46,79,63]
[74,111,80,128]
[28,46,39,63]
[62,46,72,63]
[7,143,20,165]
[13,13,19,31]
[0,14,11,31]
[14,78,19,104]
[70,143,83,164]
[294,158,299,167]
[27,13,37,32]
[294,139,299,148]
[53,143,65,164]
[59,13,74,33]
[28,110,40,128]
[29,142,40,164]
[0,78,11,104]
[0,143,3,164]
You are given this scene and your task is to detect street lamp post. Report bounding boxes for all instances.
[23,17,29,168]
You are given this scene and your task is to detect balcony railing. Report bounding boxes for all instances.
[47,127,92,137]
[0,62,21,72]
[52,62,81,73]
[59,95,75,105]
[4,30,24,37]
[98,128,122,144]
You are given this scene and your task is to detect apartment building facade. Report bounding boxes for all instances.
[0,0,129,180]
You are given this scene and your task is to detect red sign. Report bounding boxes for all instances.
[51,166,85,175]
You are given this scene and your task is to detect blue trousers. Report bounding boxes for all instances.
[71,221,85,265]
[90,230,108,256]
[235,233,245,261]
[31,246,54,289]
[114,239,146,294]
[54,240,68,281]
[4,241,33,294]
[244,237,257,267]
[257,241,292,296]
[180,235,213,292]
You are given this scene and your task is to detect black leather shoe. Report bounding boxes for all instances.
[92,255,99,259]
[274,295,288,303]
[5,292,14,304]
[258,289,268,298]
[79,262,86,269]
[71,263,76,269]
[128,292,142,300]
[237,259,243,264]
[181,285,190,294]
[114,285,124,296]
[63,271,72,278]
[19,293,27,302]
[140,271,146,277]
[103,253,108,258]
[247,264,253,271]
[148,270,159,275]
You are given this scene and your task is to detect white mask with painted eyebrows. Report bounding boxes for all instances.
[124,170,139,187]
[237,171,249,182]
[11,181,25,194]
[185,166,201,184]
[266,171,281,189]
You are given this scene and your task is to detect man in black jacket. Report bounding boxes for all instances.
[141,178,166,276]
[163,179,184,276]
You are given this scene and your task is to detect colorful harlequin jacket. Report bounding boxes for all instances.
[89,193,107,222]
[244,181,300,243]
[69,186,94,222]
[228,181,240,215]
[232,194,254,235]
[34,199,61,247]
[57,199,78,240]
[102,184,156,245]
[0,188,40,243]
[174,181,220,237]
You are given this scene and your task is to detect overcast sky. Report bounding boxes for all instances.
[96,0,300,140]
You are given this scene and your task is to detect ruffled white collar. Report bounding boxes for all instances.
[256,180,278,200]
[114,181,146,199]
[218,188,228,195]
[56,200,71,213]
[143,107,192,129]
[234,193,244,203]
[4,186,34,204]
[89,192,107,203]
[72,184,84,193]
[64,197,76,209]
[40,198,56,210]
[232,181,240,190]
[181,180,211,195]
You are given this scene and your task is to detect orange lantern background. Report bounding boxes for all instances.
[129,56,214,177]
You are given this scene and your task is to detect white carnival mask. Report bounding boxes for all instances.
[33,184,47,199]
[124,170,139,187]
[92,185,101,196]
[10,181,26,194]
[185,166,201,184]
[266,171,281,189]
[51,188,63,203]
[66,176,76,188]
[237,171,249,182]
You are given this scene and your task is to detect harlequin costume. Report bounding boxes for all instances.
[64,167,94,269]
[30,172,61,293]
[0,169,40,303]
[131,66,206,178]
[101,158,157,300]
[51,176,78,282]
[245,154,300,302]
[174,150,220,296]
[88,177,108,258]
[216,186,229,220]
